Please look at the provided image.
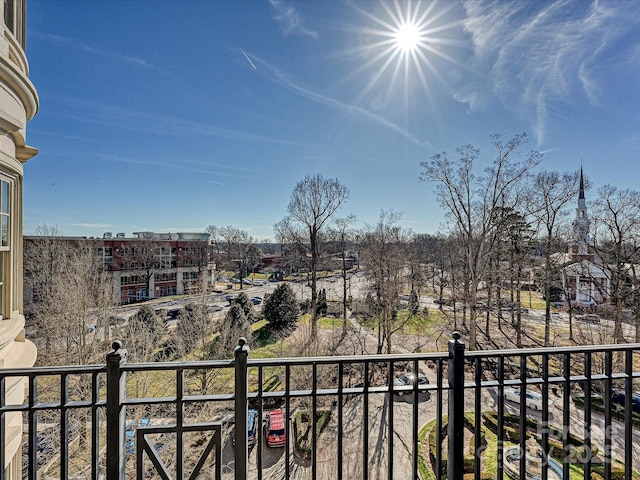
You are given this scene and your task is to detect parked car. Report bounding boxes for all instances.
[503,387,548,410]
[393,372,429,395]
[125,418,150,454]
[611,391,640,413]
[108,315,125,325]
[251,296,262,305]
[576,314,600,323]
[252,279,266,286]
[265,409,286,447]
[233,409,259,447]
[242,278,253,285]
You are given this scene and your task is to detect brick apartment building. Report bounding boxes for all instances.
[24,231,214,304]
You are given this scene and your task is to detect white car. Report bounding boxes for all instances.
[503,387,549,410]
[393,372,429,395]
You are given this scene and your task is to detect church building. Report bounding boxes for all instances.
[559,168,609,306]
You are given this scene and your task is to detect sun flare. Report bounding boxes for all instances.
[394,22,421,53]
[347,0,461,109]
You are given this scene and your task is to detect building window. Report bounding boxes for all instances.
[0,180,9,248]
[4,0,14,35]
[0,179,9,319]
[0,253,4,319]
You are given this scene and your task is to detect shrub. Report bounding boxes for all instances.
[573,395,640,427]
[293,410,332,459]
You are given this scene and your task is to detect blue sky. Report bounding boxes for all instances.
[24,0,640,240]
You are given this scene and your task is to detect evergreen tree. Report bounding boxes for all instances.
[317,288,328,316]
[263,283,299,329]
[409,290,419,315]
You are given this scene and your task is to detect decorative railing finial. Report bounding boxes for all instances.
[235,337,250,357]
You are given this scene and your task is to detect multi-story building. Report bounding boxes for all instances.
[0,0,39,476]
[106,231,213,303]
[24,231,213,305]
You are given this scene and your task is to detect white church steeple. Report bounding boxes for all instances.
[572,167,591,255]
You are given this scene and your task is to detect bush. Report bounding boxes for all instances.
[293,410,332,459]
[299,299,311,314]
[573,394,640,427]
[425,414,486,477]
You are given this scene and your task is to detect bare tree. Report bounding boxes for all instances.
[420,133,542,349]
[23,229,119,471]
[492,206,534,347]
[529,169,581,345]
[629,262,640,343]
[592,185,640,342]
[277,174,349,339]
[359,210,411,354]
[24,228,116,366]
[24,225,67,324]
[205,225,262,288]
[329,214,357,333]
[126,233,173,301]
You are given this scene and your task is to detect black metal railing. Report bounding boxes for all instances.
[1,333,640,479]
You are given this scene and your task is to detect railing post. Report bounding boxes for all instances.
[448,331,465,480]
[234,337,250,480]
[106,341,127,480]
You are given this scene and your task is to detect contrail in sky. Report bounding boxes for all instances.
[241,48,257,70]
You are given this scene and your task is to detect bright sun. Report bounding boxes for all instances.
[347,0,461,109]
[394,22,421,53]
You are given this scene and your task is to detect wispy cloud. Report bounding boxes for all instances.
[96,153,257,180]
[458,1,640,144]
[30,31,171,76]
[46,94,307,148]
[249,52,430,147]
[72,223,112,229]
[268,0,318,39]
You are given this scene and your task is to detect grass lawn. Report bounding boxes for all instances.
[358,309,445,336]
[418,413,640,480]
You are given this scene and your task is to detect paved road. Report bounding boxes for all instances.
[216,302,640,479]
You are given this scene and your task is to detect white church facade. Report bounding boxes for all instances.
[557,168,609,306]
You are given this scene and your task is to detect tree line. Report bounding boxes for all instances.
[23,132,640,367]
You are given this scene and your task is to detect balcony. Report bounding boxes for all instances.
[1,333,640,480]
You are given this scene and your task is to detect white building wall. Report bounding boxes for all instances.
[0,0,39,476]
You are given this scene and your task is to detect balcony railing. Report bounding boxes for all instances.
[1,333,640,480]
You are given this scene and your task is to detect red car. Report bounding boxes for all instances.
[265,409,286,447]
